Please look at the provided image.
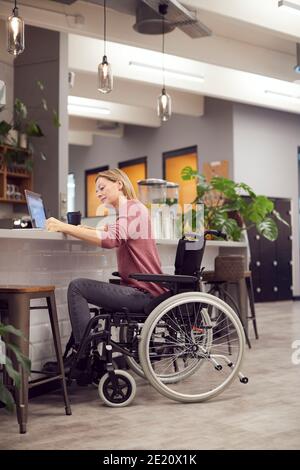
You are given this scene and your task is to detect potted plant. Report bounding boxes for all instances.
[0,323,31,411]
[181,166,288,241]
[0,80,60,171]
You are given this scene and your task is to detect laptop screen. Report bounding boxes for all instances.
[25,190,47,229]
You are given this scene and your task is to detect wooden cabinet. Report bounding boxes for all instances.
[0,144,33,205]
[247,198,293,302]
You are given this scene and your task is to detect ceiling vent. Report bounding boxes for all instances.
[51,0,211,38]
[96,120,121,130]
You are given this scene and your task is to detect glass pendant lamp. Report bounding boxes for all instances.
[157,4,172,122]
[98,0,113,93]
[7,0,25,56]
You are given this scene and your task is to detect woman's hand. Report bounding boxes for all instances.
[46,217,67,233]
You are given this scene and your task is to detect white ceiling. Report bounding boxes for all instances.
[1,0,300,139]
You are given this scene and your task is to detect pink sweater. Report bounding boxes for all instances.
[100,199,167,297]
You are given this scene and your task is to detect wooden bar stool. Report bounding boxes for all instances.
[0,285,71,434]
[201,255,259,348]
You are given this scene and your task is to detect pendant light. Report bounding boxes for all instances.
[157,4,171,122]
[98,0,113,93]
[7,0,25,56]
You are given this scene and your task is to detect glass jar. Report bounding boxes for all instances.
[138,179,167,239]
[166,181,179,206]
[137,178,167,207]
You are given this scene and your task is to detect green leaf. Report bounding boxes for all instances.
[244,196,274,223]
[14,99,27,120]
[37,80,44,91]
[257,217,278,241]
[4,356,21,388]
[26,122,44,137]
[52,110,61,128]
[0,381,15,412]
[0,120,12,136]
[6,343,31,372]
[181,166,198,181]
[0,324,23,337]
[41,98,48,111]
[272,209,289,227]
[236,182,256,198]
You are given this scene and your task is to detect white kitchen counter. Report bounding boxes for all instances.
[0,229,249,370]
[0,229,248,247]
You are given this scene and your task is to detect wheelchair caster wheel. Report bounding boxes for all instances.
[240,377,249,384]
[92,359,118,388]
[98,370,136,407]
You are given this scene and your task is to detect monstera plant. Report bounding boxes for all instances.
[181,166,288,241]
[0,323,31,412]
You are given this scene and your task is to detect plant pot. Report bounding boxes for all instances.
[5,129,18,146]
[18,133,28,149]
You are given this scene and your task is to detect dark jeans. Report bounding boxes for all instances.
[67,278,154,345]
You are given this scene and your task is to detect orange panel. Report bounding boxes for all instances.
[121,162,146,197]
[165,153,198,207]
[87,173,99,217]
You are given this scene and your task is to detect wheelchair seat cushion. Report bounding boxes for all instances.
[144,290,172,316]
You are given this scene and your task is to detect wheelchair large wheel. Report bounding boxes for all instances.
[119,312,211,384]
[139,292,245,403]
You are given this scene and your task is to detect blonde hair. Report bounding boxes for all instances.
[95,168,137,200]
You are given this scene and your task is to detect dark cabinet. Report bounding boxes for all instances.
[247,198,292,302]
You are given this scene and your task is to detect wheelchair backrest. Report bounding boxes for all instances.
[174,232,205,278]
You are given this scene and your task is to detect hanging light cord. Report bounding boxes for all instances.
[103,0,107,57]
[162,10,165,89]
[13,0,18,15]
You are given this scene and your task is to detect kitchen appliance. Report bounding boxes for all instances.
[137,178,167,239]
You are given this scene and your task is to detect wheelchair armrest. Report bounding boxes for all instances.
[129,273,198,284]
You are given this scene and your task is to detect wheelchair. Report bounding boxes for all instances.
[67,230,249,407]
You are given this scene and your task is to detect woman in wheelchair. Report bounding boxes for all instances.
[46,169,248,407]
[45,170,169,376]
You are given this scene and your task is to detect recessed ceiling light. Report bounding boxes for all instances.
[129,61,205,83]
[68,96,111,117]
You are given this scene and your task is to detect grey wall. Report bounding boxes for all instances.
[14,25,68,218]
[233,103,300,296]
[69,97,234,214]
[0,20,16,218]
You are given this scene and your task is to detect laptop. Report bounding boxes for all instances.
[24,190,47,229]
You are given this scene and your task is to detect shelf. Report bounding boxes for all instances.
[0,144,31,154]
[0,198,27,204]
[6,172,31,179]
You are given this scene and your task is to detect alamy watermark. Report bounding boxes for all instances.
[95,201,204,241]
[0,337,6,365]
[291,340,300,365]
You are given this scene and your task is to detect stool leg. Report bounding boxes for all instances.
[245,276,259,340]
[219,283,252,349]
[46,294,72,416]
[235,282,252,349]
[8,294,30,434]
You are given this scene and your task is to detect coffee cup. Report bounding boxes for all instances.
[67,211,81,226]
